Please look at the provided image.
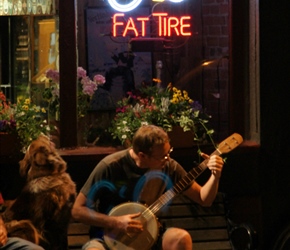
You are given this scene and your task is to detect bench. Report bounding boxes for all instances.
[67,222,90,249]
[68,193,257,249]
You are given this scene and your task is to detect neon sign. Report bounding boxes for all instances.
[108,0,185,12]
[113,13,192,37]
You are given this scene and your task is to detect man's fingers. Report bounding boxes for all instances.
[131,212,141,219]
[200,152,209,159]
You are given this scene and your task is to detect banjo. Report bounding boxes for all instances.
[104,133,243,250]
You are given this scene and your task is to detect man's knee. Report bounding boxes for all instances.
[82,239,106,250]
[162,228,192,250]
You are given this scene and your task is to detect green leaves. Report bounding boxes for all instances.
[14,98,51,152]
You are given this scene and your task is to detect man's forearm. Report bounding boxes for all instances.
[200,174,220,206]
[73,206,116,229]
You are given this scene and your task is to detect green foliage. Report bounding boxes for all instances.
[0,91,51,152]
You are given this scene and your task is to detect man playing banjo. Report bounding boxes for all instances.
[71,125,224,250]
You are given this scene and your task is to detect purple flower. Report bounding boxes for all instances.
[81,77,98,96]
[46,69,60,83]
[191,101,202,111]
[10,119,16,129]
[0,119,16,131]
[93,74,106,85]
[116,106,127,113]
[77,67,87,79]
[80,76,90,86]
[0,120,5,131]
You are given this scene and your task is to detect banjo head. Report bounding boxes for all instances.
[104,202,159,250]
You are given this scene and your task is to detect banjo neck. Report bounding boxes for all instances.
[144,149,219,217]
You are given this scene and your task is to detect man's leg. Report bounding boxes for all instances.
[82,239,107,250]
[162,228,192,250]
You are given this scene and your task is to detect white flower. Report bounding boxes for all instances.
[123,126,130,132]
[160,97,170,113]
[16,111,25,117]
[121,134,127,139]
[133,103,143,112]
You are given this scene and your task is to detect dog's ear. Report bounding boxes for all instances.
[19,139,51,177]
[19,147,32,177]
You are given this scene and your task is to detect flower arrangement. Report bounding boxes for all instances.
[0,91,50,152]
[43,67,106,119]
[108,83,214,146]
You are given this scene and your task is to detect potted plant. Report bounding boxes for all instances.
[0,91,50,153]
[108,83,214,147]
[43,67,106,120]
[43,67,106,146]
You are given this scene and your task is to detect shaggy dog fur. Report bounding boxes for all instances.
[2,135,76,250]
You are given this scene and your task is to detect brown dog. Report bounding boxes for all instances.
[3,134,76,250]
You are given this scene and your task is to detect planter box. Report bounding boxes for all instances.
[0,132,21,156]
[167,126,195,148]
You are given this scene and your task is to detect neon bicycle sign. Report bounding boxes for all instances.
[108,0,185,12]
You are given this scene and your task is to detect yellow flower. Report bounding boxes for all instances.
[24,99,31,105]
[22,105,29,111]
[41,108,46,113]
[171,98,178,104]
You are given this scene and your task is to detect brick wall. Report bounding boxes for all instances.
[201,0,229,141]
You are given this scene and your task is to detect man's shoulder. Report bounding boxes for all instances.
[164,159,186,175]
[101,149,129,164]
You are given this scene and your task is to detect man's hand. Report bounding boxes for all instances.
[113,212,143,234]
[200,153,224,178]
[0,223,8,247]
